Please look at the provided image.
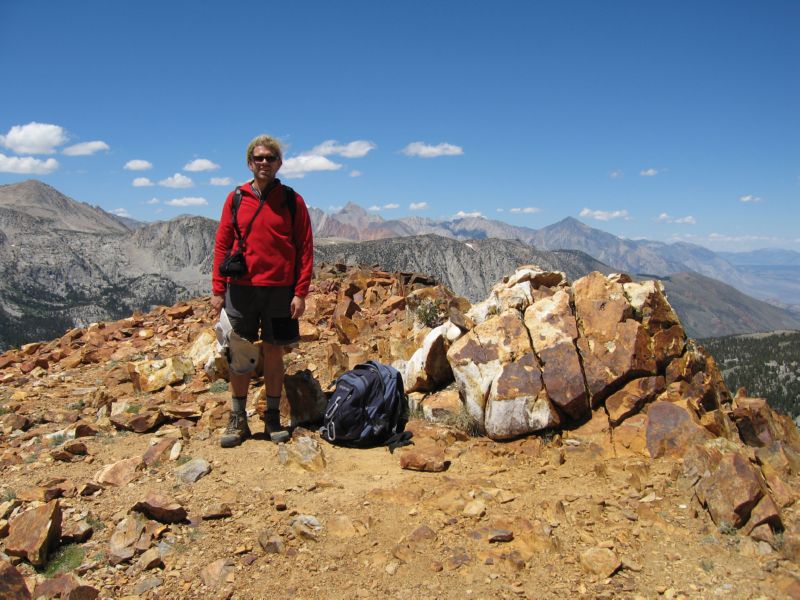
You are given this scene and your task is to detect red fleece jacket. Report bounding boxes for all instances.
[212,180,314,297]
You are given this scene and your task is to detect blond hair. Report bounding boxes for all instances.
[246,135,283,162]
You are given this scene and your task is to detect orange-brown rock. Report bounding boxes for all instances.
[0,560,31,599]
[606,376,665,426]
[399,440,449,472]
[127,356,194,393]
[448,310,532,435]
[132,490,188,523]
[743,494,782,536]
[200,557,235,589]
[485,353,559,439]
[5,500,62,566]
[333,314,360,344]
[733,395,800,450]
[380,294,406,314]
[524,288,588,419]
[94,457,142,487]
[566,408,614,459]
[109,512,161,565]
[33,574,99,600]
[695,451,763,528]
[573,272,657,405]
[613,413,649,457]
[645,400,713,458]
[333,297,360,320]
[110,410,167,433]
[142,438,179,466]
[166,304,193,320]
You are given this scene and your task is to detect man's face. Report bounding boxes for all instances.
[248,145,282,181]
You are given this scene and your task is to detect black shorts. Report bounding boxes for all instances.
[224,284,299,346]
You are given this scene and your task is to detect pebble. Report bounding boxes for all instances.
[385,560,399,575]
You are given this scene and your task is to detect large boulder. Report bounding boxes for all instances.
[447,310,533,433]
[524,289,588,420]
[573,272,657,406]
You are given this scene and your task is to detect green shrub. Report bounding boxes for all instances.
[414,299,444,328]
[42,544,85,577]
[718,521,737,536]
[209,380,229,394]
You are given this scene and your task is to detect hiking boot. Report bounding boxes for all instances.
[264,409,290,443]
[220,411,251,448]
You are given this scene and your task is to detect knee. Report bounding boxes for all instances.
[262,343,283,364]
[228,333,259,375]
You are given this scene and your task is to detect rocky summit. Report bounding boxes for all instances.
[0,264,798,599]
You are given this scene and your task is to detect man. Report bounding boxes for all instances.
[211,134,314,448]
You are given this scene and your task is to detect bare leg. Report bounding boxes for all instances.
[229,371,252,399]
[262,343,289,442]
[262,343,284,397]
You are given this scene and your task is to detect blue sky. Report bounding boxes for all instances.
[1,1,797,251]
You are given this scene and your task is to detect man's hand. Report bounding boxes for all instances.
[290,295,306,319]
[210,294,225,315]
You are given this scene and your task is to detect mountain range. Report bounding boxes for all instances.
[0,179,798,349]
[311,202,800,312]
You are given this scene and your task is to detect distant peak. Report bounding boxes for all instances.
[339,201,368,215]
[547,216,590,230]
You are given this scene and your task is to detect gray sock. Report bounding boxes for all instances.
[232,396,247,414]
[266,395,281,412]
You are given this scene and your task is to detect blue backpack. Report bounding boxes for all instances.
[321,361,411,448]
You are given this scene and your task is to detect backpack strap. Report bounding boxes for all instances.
[229,185,268,251]
[229,187,244,245]
[283,185,297,224]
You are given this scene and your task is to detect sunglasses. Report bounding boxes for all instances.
[251,154,279,163]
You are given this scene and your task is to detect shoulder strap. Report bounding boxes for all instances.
[229,187,244,243]
[229,185,267,250]
[283,185,297,224]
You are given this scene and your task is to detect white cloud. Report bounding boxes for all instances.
[0,122,67,154]
[184,158,220,172]
[454,210,482,218]
[509,207,541,214]
[658,212,695,224]
[402,142,464,158]
[124,159,152,171]
[349,170,362,178]
[0,153,59,174]
[111,208,131,217]
[281,155,342,179]
[311,140,376,158]
[739,194,764,203]
[640,168,659,177]
[160,173,193,188]
[62,141,109,156]
[410,202,428,210]
[210,177,231,186]
[368,203,401,212]
[610,170,623,179]
[145,198,160,205]
[580,208,630,221]
[166,196,208,207]
[133,177,154,187]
